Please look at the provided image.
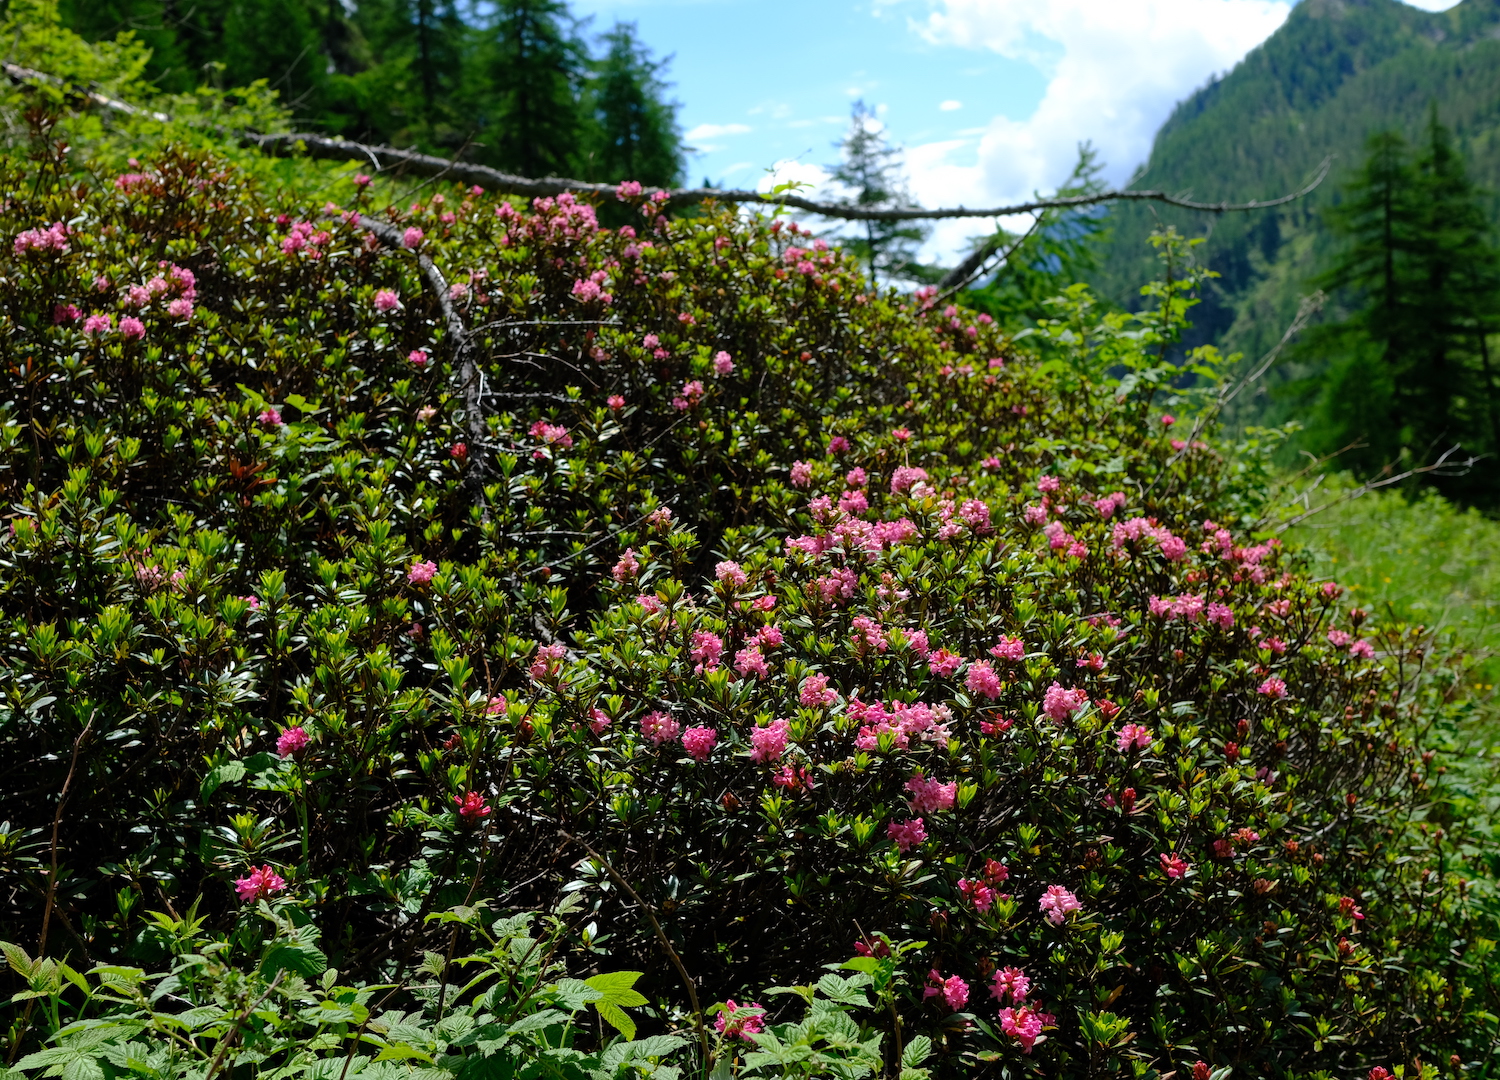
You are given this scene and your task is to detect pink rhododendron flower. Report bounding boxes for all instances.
[1043,682,1089,722]
[672,380,704,410]
[1349,639,1374,659]
[1037,475,1060,494]
[712,350,734,375]
[1338,896,1365,921]
[408,349,430,367]
[906,774,957,814]
[607,394,625,410]
[276,726,309,757]
[958,878,995,912]
[1038,885,1081,925]
[1205,603,1234,630]
[612,548,640,582]
[1258,677,1288,699]
[53,303,82,324]
[529,642,567,681]
[588,708,612,734]
[714,1001,765,1041]
[989,636,1026,662]
[487,695,509,716]
[990,967,1030,1004]
[82,313,112,337]
[756,625,783,648]
[959,499,992,533]
[529,420,574,448]
[640,711,681,746]
[1160,852,1190,879]
[681,726,718,761]
[749,719,790,763]
[890,465,929,494]
[789,460,812,487]
[402,226,424,248]
[690,630,724,672]
[1161,414,1176,426]
[887,817,926,852]
[998,1006,1050,1054]
[373,288,400,311]
[716,560,748,588]
[407,560,438,585]
[924,970,969,1011]
[771,763,814,791]
[1326,628,1352,647]
[14,221,69,255]
[454,791,491,824]
[902,628,931,658]
[616,180,643,200]
[451,442,468,461]
[927,649,963,677]
[1115,723,1153,753]
[827,435,850,454]
[234,865,287,902]
[258,408,283,427]
[734,645,770,681]
[1093,491,1127,517]
[1321,581,1343,598]
[800,673,837,707]
[965,659,1003,699]
[241,594,260,610]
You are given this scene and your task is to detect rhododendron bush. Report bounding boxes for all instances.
[0,126,1496,1078]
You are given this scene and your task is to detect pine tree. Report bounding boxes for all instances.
[473,0,587,178]
[580,22,682,188]
[827,101,929,285]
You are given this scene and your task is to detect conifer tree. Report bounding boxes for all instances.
[1309,116,1500,504]
[474,0,587,178]
[827,101,929,285]
[581,23,682,189]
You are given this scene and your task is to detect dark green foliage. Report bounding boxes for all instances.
[48,0,686,183]
[1300,116,1500,505]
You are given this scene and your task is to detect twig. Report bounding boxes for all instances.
[936,215,1045,299]
[37,715,94,959]
[558,829,712,1070]
[1271,445,1485,532]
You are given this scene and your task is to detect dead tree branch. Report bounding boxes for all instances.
[0,63,1329,224]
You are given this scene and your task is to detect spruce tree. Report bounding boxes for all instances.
[474,0,586,178]
[581,22,682,189]
[827,101,929,285]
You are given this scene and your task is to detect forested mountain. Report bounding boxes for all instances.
[1091,0,1500,390]
[46,0,685,186]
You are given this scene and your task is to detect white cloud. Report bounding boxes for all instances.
[685,122,752,141]
[939,99,963,111]
[887,0,1293,260]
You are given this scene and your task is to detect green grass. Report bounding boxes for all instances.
[1286,481,1500,690]
[1285,481,1500,904]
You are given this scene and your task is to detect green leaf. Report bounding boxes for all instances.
[373,1043,435,1063]
[261,940,328,979]
[901,1035,933,1069]
[594,1000,636,1041]
[200,761,245,803]
[585,971,647,1007]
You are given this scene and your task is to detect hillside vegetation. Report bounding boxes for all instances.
[0,10,1498,1080]
[1091,0,1500,377]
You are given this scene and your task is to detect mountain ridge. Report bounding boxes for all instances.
[1089,0,1500,423]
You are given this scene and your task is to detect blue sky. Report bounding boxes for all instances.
[572,0,1460,260]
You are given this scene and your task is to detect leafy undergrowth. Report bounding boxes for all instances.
[0,29,1496,1080]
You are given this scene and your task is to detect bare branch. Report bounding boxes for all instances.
[0,62,1328,224]
[255,131,1332,222]
[937,215,1045,298]
[1272,445,1486,533]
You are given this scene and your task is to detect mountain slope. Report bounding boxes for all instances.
[1089,0,1500,421]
